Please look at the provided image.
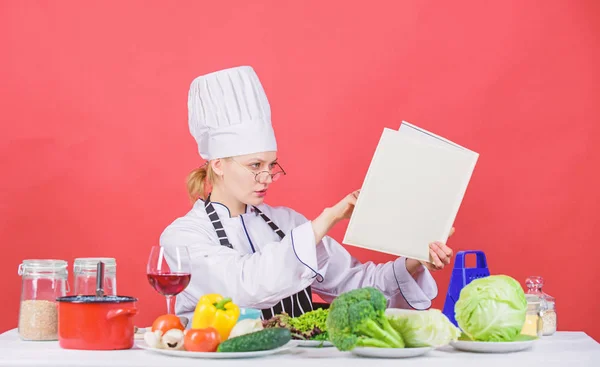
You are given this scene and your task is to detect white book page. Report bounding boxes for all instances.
[343,127,479,262]
[398,120,473,152]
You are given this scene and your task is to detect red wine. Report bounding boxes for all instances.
[147,273,191,296]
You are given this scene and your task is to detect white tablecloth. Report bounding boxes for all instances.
[1,329,599,367]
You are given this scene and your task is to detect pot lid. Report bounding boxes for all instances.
[56,295,137,304]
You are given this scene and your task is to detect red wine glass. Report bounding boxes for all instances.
[146,246,191,314]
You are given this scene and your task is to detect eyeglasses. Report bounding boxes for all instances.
[232,159,286,184]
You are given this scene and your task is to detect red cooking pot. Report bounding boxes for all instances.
[56,295,138,350]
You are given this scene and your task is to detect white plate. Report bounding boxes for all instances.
[292,340,334,348]
[137,341,292,359]
[450,339,536,353]
[351,347,432,358]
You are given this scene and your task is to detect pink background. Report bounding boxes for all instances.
[1,1,598,340]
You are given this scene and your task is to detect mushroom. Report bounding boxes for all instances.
[161,329,185,350]
[143,330,163,349]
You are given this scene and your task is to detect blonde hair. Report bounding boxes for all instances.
[186,164,217,203]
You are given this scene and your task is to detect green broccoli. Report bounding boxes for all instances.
[326,287,405,351]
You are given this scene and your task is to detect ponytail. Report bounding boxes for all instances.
[186,164,215,203]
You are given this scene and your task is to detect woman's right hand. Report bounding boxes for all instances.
[311,190,361,245]
[328,190,360,221]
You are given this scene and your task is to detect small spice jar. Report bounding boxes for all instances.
[17,259,69,341]
[73,258,117,296]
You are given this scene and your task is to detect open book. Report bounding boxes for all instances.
[342,121,479,262]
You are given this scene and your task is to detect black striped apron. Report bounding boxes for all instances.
[204,194,314,319]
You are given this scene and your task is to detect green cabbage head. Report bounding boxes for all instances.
[455,275,527,342]
[386,308,461,347]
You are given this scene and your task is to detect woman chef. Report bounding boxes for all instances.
[160,66,454,323]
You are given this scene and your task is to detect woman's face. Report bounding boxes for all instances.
[216,151,281,206]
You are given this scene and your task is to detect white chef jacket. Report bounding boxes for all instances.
[159,199,438,322]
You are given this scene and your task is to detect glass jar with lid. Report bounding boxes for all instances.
[73,258,117,296]
[521,295,543,338]
[17,259,69,341]
[525,276,557,336]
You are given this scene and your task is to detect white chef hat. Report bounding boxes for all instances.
[187,66,277,160]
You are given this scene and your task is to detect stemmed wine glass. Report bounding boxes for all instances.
[146,246,192,314]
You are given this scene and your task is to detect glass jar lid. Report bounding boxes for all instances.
[525,275,555,306]
[18,259,68,276]
[74,257,116,272]
[525,276,544,292]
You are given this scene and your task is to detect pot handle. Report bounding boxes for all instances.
[107,307,138,320]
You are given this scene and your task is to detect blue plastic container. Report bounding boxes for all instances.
[442,250,490,326]
[237,308,262,322]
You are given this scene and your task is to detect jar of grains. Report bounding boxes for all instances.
[17,259,69,341]
[541,294,557,336]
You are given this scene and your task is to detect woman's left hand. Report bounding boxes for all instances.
[422,227,455,271]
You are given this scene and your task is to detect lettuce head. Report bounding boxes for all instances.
[386,308,461,347]
[454,275,527,342]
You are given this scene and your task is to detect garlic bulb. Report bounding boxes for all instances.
[228,319,264,339]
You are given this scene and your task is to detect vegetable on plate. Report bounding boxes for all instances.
[262,308,329,341]
[454,275,527,342]
[184,327,221,352]
[288,308,329,341]
[326,287,405,351]
[386,308,461,347]
[217,327,292,352]
[151,314,185,334]
[144,314,186,350]
[228,318,264,339]
[191,294,240,340]
[144,328,185,350]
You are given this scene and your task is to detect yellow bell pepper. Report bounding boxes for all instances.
[192,294,240,340]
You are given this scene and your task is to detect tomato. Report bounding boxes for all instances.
[184,327,221,352]
[151,314,185,334]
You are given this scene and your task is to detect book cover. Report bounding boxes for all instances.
[343,123,479,262]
